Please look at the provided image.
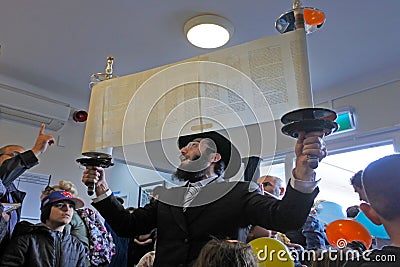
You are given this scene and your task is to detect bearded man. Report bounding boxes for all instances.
[82,130,327,267]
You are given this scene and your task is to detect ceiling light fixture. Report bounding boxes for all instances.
[184,14,234,49]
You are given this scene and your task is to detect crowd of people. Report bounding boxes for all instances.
[0,124,399,266]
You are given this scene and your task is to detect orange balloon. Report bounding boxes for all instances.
[326,219,372,249]
[304,9,325,26]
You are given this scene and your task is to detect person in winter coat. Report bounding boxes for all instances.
[0,190,87,267]
[0,124,55,253]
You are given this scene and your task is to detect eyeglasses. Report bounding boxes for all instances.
[0,151,20,157]
[262,182,273,187]
[53,202,75,210]
[42,186,55,195]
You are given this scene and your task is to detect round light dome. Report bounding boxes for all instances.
[184,15,234,49]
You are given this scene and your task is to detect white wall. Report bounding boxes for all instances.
[107,162,174,208]
[318,80,400,151]
[106,161,140,208]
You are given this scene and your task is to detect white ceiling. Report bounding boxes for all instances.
[1,0,399,109]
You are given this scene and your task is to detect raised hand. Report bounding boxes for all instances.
[31,124,55,156]
[293,131,327,181]
[82,166,109,196]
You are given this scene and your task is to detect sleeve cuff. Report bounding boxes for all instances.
[92,189,112,203]
[290,170,320,194]
[20,150,39,168]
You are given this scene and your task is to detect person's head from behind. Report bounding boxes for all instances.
[360,154,400,229]
[40,190,84,231]
[257,175,285,198]
[193,239,257,267]
[0,145,25,165]
[174,131,240,183]
[346,205,360,218]
[350,170,368,202]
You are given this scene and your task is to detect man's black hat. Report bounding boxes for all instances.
[178,131,241,179]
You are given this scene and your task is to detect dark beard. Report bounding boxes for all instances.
[173,168,207,183]
[173,154,210,183]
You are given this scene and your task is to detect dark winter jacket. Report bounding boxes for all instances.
[0,150,38,253]
[0,221,86,267]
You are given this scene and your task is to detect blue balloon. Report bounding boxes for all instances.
[315,201,346,225]
[355,211,390,239]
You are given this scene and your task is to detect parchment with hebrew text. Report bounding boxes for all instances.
[82,29,312,154]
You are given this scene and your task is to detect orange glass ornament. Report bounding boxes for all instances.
[304,9,325,26]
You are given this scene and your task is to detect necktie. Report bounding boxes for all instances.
[183,185,201,212]
[8,192,18,234]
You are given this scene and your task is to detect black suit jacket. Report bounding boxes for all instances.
[93,180,318,267]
